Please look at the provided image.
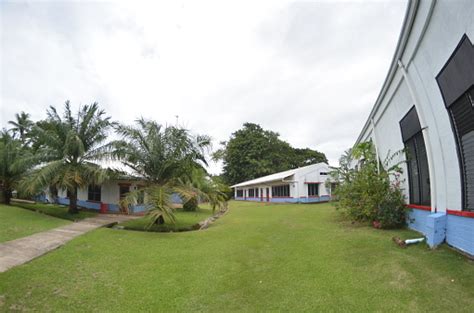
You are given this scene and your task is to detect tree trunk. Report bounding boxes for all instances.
[155,215,165,225]
[68,187,79,214]
[3,189,12,205]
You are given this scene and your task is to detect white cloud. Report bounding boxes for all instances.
[0,0,407,173]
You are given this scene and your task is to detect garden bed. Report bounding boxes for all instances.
[118,207,215,232]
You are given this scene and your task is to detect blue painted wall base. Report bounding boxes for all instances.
[408,209,474,257]
[234,196,331,204]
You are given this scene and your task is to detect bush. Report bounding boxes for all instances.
[183,196,199,211]
[331,141,407,229]
[376,182,407,228]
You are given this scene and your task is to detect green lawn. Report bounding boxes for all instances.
[0,201,473,312]
[120,207,214,232]
[0,205,70,243]
[11,202,98,221]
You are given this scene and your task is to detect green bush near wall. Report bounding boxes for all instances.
[331,141,407,228]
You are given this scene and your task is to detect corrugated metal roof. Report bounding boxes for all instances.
[230,163,327,188]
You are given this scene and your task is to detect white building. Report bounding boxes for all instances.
[231,163,334,203]
[355,0,474,255]
[41,178,149,213]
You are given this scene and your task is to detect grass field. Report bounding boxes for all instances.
[0,205,69,243]
[119,207,214,232]
[11,202,98,221]
[0,201,473,312]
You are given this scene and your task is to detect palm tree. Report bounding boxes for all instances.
[182,168,230,213]
[0,131,34,204]
[22,101,114,214]
[112,118,220,225]
[8,111,33,145]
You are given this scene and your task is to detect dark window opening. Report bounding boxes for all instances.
[437,34,474,211]
[308,183,319,197]
[119,184,130,199]
[448,88,474,211]
[236,189,243,197]
[248,188,255,197]
[272,185,290,197]
[255,188,259,198]
[88,184,101,202]
[400,107,431,206]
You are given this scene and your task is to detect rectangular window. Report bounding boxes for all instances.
[248,188,255,197]
[236,189,243,197]
[436,35,474,211]
[448,88,474,211]
[119,184,130,199]
[88,184,101,202]
[308,183,319,197]
[271,185,290,197]
[255,188,259,198]
[400,107,431,206]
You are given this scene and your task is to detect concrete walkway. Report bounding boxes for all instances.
[0,214,136,273]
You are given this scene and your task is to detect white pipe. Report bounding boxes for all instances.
[371,118,381,174]
[405,238,425,245]
[398,59,436,213]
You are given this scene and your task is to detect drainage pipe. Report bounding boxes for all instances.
[371,117,381,174]
[405,238,425,245]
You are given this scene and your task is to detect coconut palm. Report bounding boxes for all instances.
[8,111,33,145]
[112,118,216,225]
[0,131,34,204]
[22,101,114,214]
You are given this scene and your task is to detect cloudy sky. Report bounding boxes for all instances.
[1,0,407,173]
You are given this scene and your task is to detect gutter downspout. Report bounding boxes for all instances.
[371,118,381,174]
[398,60,437,213]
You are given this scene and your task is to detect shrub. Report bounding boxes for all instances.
[183,196,199,211]
[331,141,407,229]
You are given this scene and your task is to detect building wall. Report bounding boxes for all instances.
[234,164,332,203]
[48,180,146,213]
[356,0,474,256]
[359,0,474,213]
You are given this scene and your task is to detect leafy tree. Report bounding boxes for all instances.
[112,119,225,225]
[290,148,328,168]
[8,111,33,145]
[215,123,327,185]
[0,131,34,204]
[21,101,114,214]
[331,141,407,228]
